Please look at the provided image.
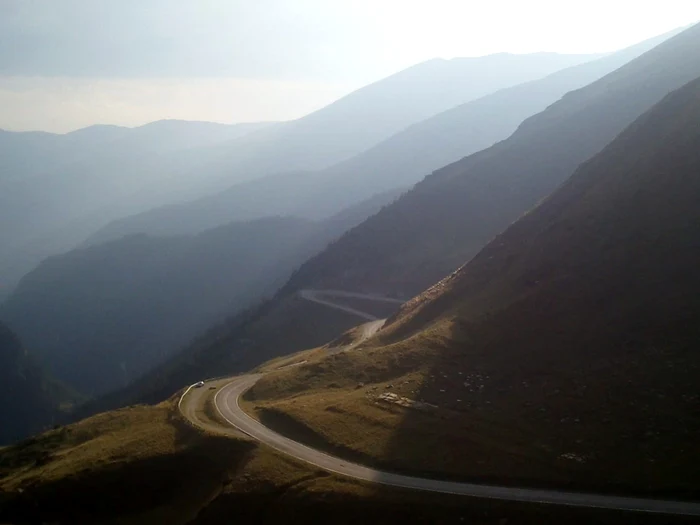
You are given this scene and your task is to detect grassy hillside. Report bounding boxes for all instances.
[0,399,258,524]
[1,392,693,524]
[245,75,700,497]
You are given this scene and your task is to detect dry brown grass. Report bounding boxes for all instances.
[254,345,324,374]
[247,360,578,486]
[0,399,258,524]
[1,385,694,525]
[0,390,373,525]
[247,327,440,402]
[2,401,179,489]
[253,318,386,375]
[244,313,700,498]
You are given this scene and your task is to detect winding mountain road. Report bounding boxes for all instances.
[181,375,700,516]
[299,288,404,321]
[179,289,700,516]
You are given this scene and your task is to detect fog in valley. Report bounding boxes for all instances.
[1,3,699,523]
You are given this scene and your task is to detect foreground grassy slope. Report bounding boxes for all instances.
[3,329,687,525]
[1,400,249,524]
[246,75,700,498]
[3,394,696,525]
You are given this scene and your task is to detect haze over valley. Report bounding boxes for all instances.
[1,3,699,524]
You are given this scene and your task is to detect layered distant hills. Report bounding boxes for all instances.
[190,52,602,185]
[0,51,596,293]
[89,31,676,242]
[0,120,275,295]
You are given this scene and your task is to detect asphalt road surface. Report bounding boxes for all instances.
[193,375,700,517]
[299,289,403,321]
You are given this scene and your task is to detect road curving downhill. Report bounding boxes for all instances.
[180,374,700,517]
[178,289,700,516]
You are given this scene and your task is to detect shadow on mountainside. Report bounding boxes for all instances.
[372,78,700,500]
[247,73,700,505]
[7,390,687,525]
[0,403,257,525]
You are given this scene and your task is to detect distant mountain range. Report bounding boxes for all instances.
[0,120,274,297]
[90,34,677,242]
[188,52,603,189]
[0,52,597,295]
[91,31,678,242]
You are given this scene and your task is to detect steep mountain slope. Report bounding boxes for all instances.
[0,321,56,444]
[91,36,672,241]
[249,74,700,495]
[319,28,680,202]
[281,22,700,298]
[112,22,700,406]
[1,190,402,396]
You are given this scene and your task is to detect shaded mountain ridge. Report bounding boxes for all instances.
[280,22,700,298]
[248,72,700,497]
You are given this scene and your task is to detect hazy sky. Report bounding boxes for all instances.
[1,0,697,132]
